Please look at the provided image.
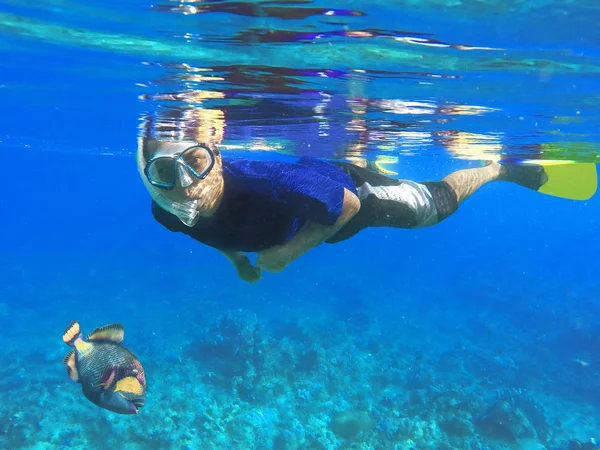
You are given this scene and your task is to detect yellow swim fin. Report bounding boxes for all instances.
[517,160,597,201]
[373,156,399,176]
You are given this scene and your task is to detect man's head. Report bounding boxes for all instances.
[136,138,225,226]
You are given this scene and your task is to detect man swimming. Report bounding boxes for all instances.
[136,138,572,282]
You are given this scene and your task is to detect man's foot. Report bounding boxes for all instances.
[500,162,549,190]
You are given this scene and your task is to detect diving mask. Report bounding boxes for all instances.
[144,144,216,190]
[137,142,216,228]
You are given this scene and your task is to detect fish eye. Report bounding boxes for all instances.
[131,368,138,376]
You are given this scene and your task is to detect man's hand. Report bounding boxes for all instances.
[220,249,262,283]
[234,254,262,282]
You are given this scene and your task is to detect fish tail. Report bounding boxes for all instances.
[63,320,82,347]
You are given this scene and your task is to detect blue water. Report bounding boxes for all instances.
[1,1,600,449]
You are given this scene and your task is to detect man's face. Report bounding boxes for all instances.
[139,139,224,217]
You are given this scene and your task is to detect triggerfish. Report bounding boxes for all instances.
[62,320,146,414]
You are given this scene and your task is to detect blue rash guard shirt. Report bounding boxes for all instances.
[151,157,357,252]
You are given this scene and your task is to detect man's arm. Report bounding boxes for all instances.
[220,249,262,283]
[256,188,360,273]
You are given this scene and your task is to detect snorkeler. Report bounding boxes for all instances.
[136,138,597,282]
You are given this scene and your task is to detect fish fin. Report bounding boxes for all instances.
[62,320,82,347]
[62,350,79,382]
[97,366,117,391]
[87,324,125,344]
[504,160,597,200]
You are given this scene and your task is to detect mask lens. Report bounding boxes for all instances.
[182,146,214,178]
[147,158,176,188]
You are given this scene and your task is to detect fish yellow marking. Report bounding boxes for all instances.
[114,376,144,396]
[74,339,93,355]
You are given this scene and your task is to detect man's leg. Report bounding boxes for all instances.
[327,161,547,244]
[326,163,459,243]
[442,161,504,204]
[443,161,548,203]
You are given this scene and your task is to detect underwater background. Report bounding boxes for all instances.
[1,0,600,449]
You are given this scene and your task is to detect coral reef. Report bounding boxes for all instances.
[475,388,550,443]
[1,303,599,449]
